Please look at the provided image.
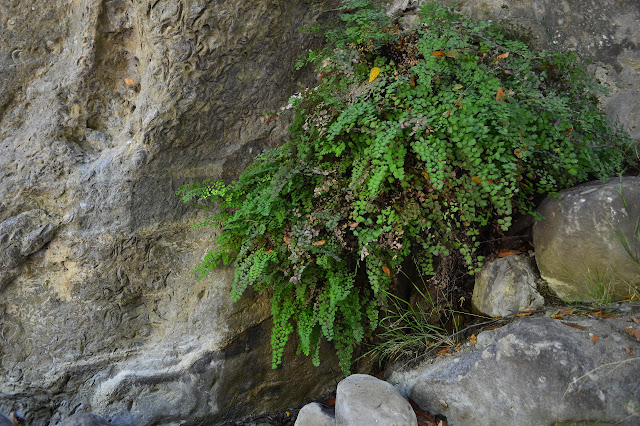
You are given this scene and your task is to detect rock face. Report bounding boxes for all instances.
[388,312,640,426]
[533,177,640,302]
[335,374,417,426]
[472,255,545,317]
[0,0,340,424]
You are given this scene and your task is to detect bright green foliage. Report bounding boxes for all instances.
[178,0,636,374]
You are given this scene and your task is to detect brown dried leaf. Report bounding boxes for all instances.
[382,266,391,277]
[496,86,506,102]
[632,317,640,324]
[592,335,598,344]
[497,52,510,59]
[498,248,520,258]
[625,347,634,356]
[469,334,477,344]
[283,235,291,244]
[311,240,326,246]
[124,77,135,86]
[558,308,574,315]
[625,327,640,340]
[431,51,445,59]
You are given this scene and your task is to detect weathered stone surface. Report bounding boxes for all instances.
[0,209,58,292]
[533,177,640,301]
[0,413,12,426]
[335,374,417,426]
[472,255,545,317]
[441,0,640,139]
[0,0,340,424]
[295,402,336,426]
[59,413,110,426]
[388,312,640,426]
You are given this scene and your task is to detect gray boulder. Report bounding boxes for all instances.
[295,402,335,426]
[472,255,544,317]
[388,312,640,425]
[335,374,417,426]
[60,413,111,426]
[533,177,640,302]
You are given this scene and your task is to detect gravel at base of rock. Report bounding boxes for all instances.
[335,374,417,426]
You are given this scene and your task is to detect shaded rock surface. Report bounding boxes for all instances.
[335,374,417,426]
[59,413,110,426]
[472,255,544,317]
[388,311,640,426]
[533,177,640,301]
[0,0,341,424]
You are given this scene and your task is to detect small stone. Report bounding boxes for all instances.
[335,374,417,426]
[472,255,544,317]
[295,402,335,426]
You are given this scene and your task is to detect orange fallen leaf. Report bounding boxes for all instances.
[454,85,463,90]
[438,348,452,356]
[369,67,381,83]
[488,325,503,330]
[515,310,535,317]
[349,222,360,227]
[563,322,589,331]
[625,327,640,340]
[469,334,477,344]
[124,77,135,86]
[558,308,574,315]
[594,313,619,319]
[431,51,445,59]
[471,176,482,184]
[410,75,416,87]
[285,411,290,417]
[312,240,326,246]
[625,347,634,356]
[497,52,510,59]
[592,335,598,344]
[382,266,391,276]
[498,248,520,258]
[496,86,506,102]
[265,250,273,254]
[551,315,563,320]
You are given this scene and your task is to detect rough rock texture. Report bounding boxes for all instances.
[0,0,341,424]
[294,402,336,426]
[335,374,417,426]
[472,255,545,317]
[59,413,110,426]
[389,312,640,426]
[442,0,640,140]
[533,177,640,301]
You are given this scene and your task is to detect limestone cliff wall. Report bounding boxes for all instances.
[0,1,340,425]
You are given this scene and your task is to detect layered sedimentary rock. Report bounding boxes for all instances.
[0,0,339,424]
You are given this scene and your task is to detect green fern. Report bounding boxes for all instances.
[179,0,637,374]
